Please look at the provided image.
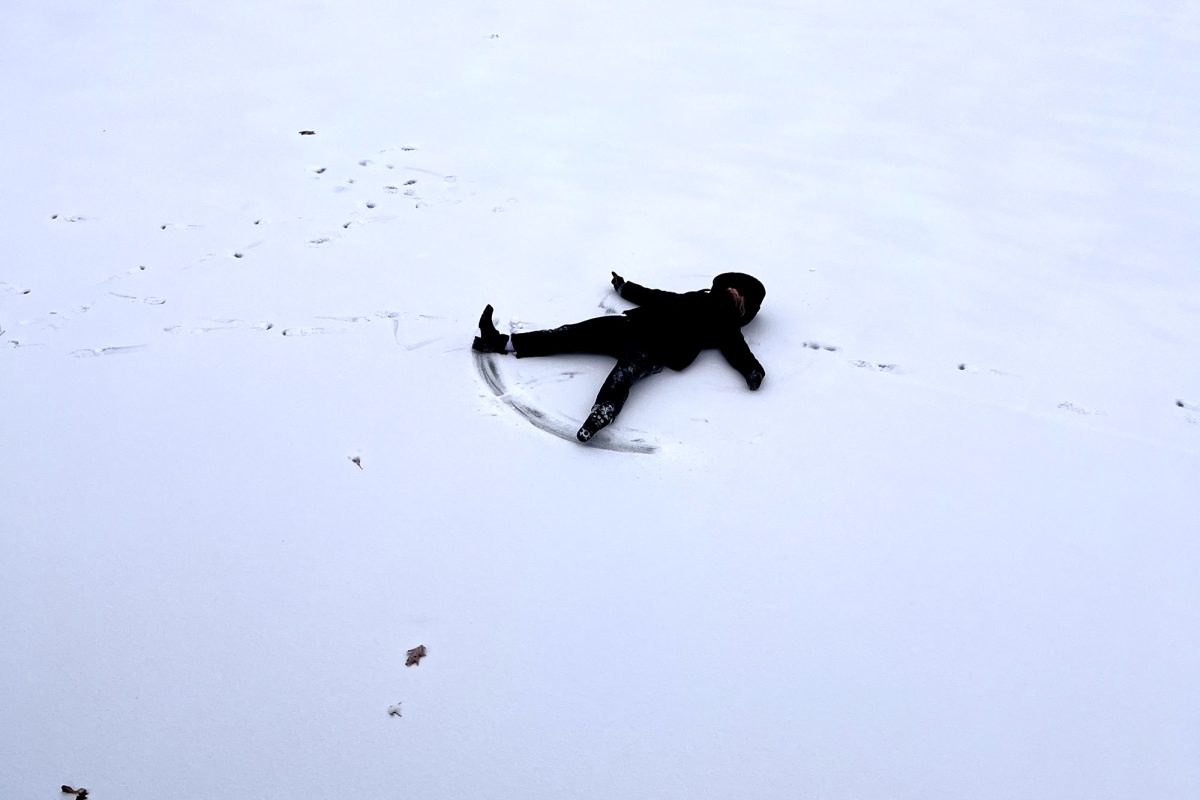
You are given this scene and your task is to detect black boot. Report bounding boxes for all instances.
[576,402,617,442]
[472,304,510,353]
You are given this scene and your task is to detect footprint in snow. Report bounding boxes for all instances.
[375,310,452,350]
[803,341,839,352]
[109,292,166,305]
[70,345,147,358]
[1057,401,1104,417]
[853,359,900,373]
[315,315,372,324]
[956,362,1013,376]
[99,265,148,284]
[164,320,275,335]
[382,179,421,198]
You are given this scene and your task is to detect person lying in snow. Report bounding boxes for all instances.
[473,272,766,442]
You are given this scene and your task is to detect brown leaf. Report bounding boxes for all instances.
[406,645,427,666]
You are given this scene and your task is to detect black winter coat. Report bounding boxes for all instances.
[619,280,765,382]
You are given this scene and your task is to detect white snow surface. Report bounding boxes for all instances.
[3,2,1199,798]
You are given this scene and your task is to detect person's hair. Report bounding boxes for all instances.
[711,273,766,323]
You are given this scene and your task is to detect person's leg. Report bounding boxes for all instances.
[473,307,634,358]
[511,315,633,359]
[577,354,662,442]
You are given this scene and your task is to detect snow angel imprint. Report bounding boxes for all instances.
[473,272,766,442]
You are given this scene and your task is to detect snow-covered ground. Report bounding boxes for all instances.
[3,2,1198,798]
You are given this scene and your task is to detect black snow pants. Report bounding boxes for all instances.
[510,316,663,421]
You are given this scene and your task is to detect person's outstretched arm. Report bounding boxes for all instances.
[719,332,766,390]
[610,272,680,307]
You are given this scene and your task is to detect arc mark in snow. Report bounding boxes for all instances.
[474,352,658,454]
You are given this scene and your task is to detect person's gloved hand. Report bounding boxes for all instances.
[610,271,626,295]
[746,368,765,391]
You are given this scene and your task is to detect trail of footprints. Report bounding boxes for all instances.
[43,145,505,275]
[16,145,486,352]
[308,148,472,240]
[801,338,1200,428]
[804,340,898,373]
[143,146,500,261]
[157,310,449,351]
